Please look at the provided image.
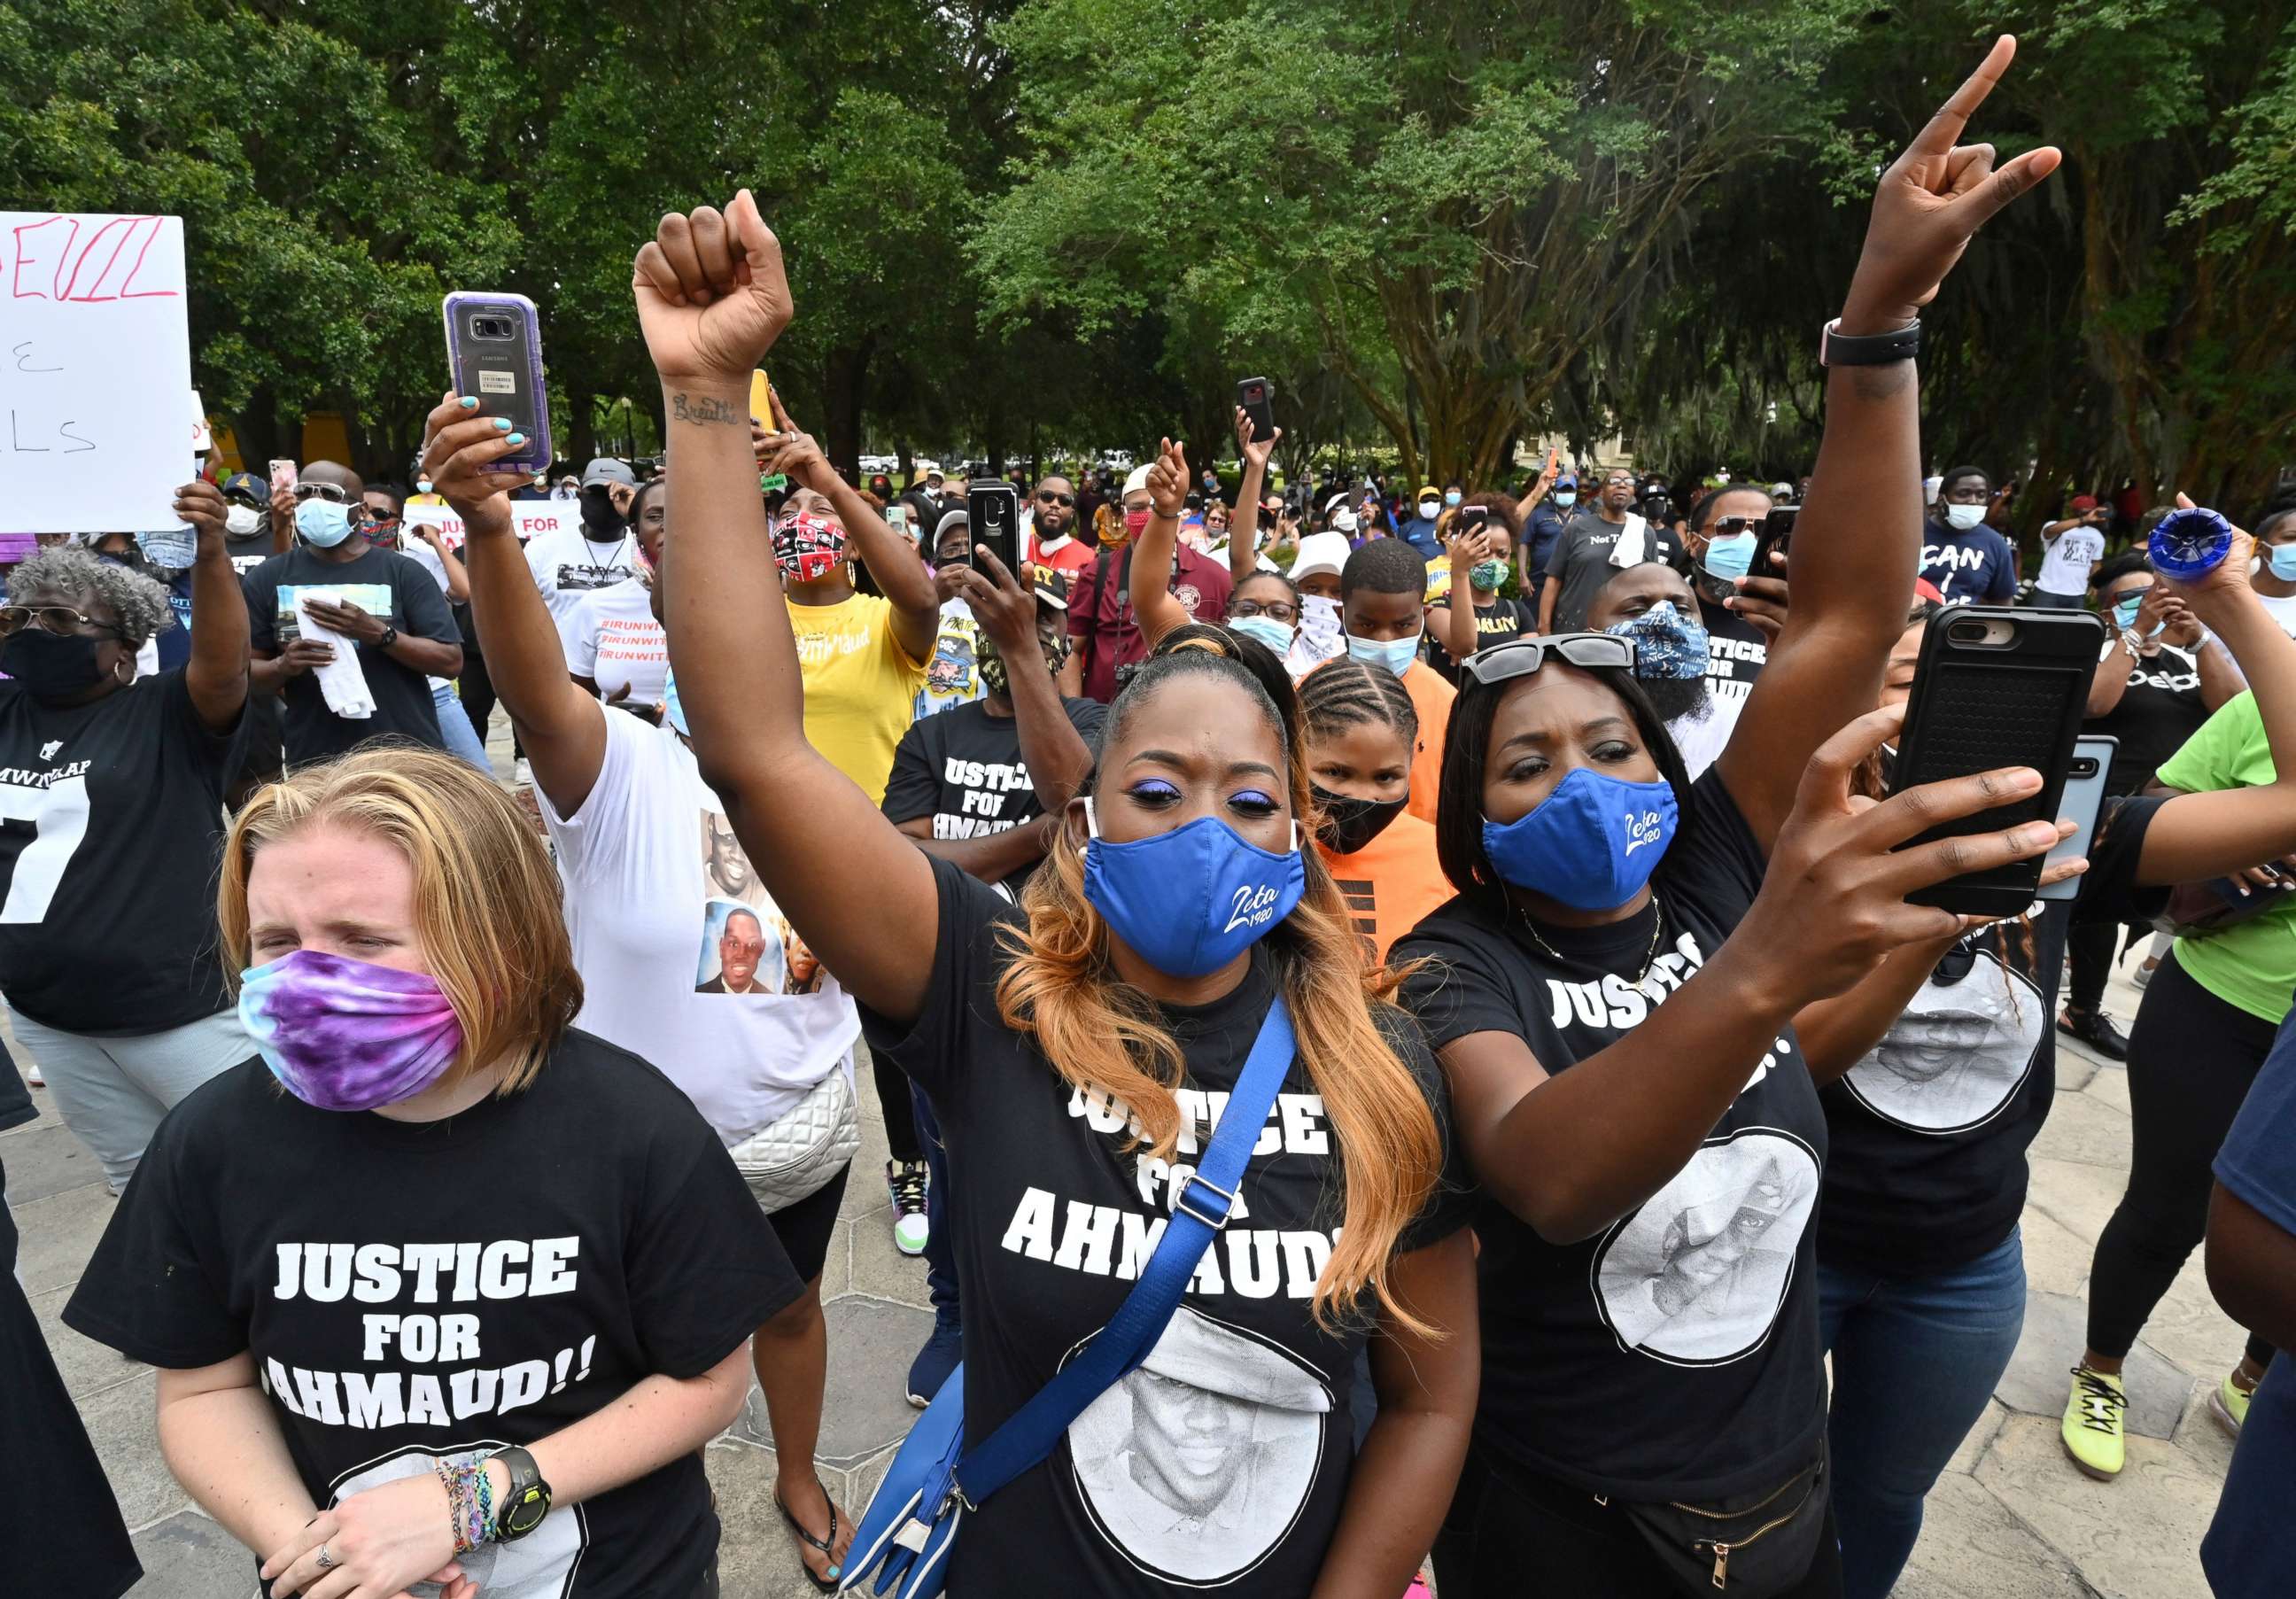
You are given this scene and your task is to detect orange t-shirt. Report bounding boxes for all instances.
[1401,660,1454,826]
[1317,809,1452,964]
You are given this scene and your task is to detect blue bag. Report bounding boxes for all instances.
[838,998,1298,1597]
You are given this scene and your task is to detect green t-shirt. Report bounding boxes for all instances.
[2157,691,2296,1022]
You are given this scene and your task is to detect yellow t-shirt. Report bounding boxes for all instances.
[787,594,927,803]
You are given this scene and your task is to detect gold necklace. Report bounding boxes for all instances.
[1514,890,1666,986]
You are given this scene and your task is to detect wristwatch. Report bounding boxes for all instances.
[376,625,399,649]
[488,1446,551,1542]
[1819,316,1921,367]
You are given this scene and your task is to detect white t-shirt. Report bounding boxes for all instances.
[524,525,638,658]
[2257,589,2296,640]
[399,538,456,693]
[2036,524,2106,594]
[570,577,669,706]
[537,709,858,1143]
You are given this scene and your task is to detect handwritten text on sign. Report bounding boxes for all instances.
[1,213,191,534]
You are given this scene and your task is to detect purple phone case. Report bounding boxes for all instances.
[443,291,552,476]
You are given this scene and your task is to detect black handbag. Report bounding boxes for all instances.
[1614,1440,1829,1595]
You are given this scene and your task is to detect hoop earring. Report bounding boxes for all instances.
[112,658,133,685]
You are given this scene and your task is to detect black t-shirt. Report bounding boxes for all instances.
[880,696,1107,892]
[2087,644,2207,795]
[244,545,461,763]
[0,670,248,1035]
[1395,770,1827,1502]
[225,529,280,576]
[1698,595,1768,717]
[859,858,1473,1596]
[1541,512,1687,630]
[63,1032,797,1599]
[1428,596,1536,681]
[1819,796,2163,1280]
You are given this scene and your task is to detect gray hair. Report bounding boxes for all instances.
[6,546,175,647]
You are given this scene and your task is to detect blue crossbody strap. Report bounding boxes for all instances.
[949,996,1297,1507]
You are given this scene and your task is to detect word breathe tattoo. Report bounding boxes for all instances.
[671,393,742,427]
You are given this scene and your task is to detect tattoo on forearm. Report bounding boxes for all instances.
[671,393,742,426]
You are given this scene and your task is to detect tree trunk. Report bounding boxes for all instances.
[824,340,873,483]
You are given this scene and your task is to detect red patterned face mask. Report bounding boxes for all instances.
[772,510,847,582]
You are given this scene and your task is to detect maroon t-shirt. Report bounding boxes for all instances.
[1067,542,1235,702]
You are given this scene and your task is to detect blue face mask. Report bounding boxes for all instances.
[1701,532,1757,583]
[295,499,354,548]
[663,667,687,735]
[2270,544,2296,582]
[1554,492,1577,508]
[1346,630,1420,676]
[1606,605,1710,681]
[2112,594,2145,631]
[1482,765,1679,912]
[1230,614,1297,656]
[1081,800,1306,978]
[1445,491,1462,508]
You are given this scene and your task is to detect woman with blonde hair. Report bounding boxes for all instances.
[605,188,1478,1598]
[65,749,799,1599]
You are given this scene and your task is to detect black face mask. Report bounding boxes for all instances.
[2,629,109,701]
[1311,782,1408,856]
[579,488,627,540]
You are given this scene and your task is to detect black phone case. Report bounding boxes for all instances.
[1237,377,1275,443]
[1751,507,1797,581]
[1890,606,2105,916]
[965,481,1022,577]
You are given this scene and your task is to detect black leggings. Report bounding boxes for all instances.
[2065,917,2115,1016]
[2087,948,2278,1368]
[1433,1448,1842,1599]
[873,1050,921,1164]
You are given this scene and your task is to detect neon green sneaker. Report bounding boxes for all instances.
[2062,1366,2128,1479]
[2209,1372,2253,1439]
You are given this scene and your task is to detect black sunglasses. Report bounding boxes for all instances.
[1461,632,1636,687]
[1036,490,1075,507]
[1709,516,1763,539]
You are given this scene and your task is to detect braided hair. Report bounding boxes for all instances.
[1299,656,1418,748]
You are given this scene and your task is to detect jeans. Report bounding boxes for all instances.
[7,1004,252,1191]
[1817,1227,2026,1599]
[431,683,492,772]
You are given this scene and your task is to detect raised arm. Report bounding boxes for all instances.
[1445,705,2067,1242]
[175,479,251,733]
[640,193,937,1024]
[764,387,938,662]
[413,523,470,603]
[1229,409,1279,586]
[419,394,609,816]
[1130,438,1194,646]
[2135,508,2296,884]
[1431,515,1481,667]
[1716,35,2060,849]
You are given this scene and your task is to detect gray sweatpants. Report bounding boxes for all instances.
[7,1004,251,1192]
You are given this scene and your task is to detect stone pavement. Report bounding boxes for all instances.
[4,941,2246,1598]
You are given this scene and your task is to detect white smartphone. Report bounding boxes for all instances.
[2038,734,2115,903]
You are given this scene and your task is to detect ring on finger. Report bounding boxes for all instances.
[315,1545,337,1571]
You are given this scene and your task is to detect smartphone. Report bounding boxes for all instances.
[1237,376,1276,443]
[885,503,911,541]
[1752,504,1797,578]
[268,458,299,495]
[442,291,551,476]
[1460,505,1490,538]
[966,478,1022,576]
[1889,606,2106,916]
[2038,735,2115,904]
[749,369,772,423]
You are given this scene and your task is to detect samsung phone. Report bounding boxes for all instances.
[1889,606,2106,916]
[443,291,552,476]
[1236,376,1276,443]
[1753,504,1797,578]
[966,479,1022,576]
[268,458,298,495]
[2038,735,2115,904]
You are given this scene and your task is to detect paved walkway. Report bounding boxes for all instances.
[4,943,2241,1597]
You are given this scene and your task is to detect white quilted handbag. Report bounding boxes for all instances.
[728,1067,860,1213]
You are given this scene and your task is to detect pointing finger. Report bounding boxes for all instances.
[1909,34,2018,163]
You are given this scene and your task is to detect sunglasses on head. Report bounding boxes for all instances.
[1461,632,1637,687]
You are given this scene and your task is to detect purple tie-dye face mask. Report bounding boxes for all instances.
[238,950,464,1112]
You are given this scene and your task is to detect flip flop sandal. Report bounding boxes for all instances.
[774,1477,843,1593]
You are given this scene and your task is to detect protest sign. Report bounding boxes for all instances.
[0,213,192,532]
[402,500,578,550]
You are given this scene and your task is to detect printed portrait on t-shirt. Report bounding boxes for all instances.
[913,609,981,718]
[701,810,757,904]
[333,1446,583,1598]
[1594,1129,1820,1365]
[1841,946,2043,1134]
[1067,1307,1330,1587]
[695,899,784,996]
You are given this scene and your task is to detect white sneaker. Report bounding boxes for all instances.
[26,1062,43,1087]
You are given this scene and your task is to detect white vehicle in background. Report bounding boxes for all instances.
[858,454,896,474]
[1097,449,1136,472]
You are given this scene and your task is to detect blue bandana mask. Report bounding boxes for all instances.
[1346,630,1420,677]
[2271,545,2296,582]
[295,499,354,548]
[1701,532,1757,583]
[1606,606,1710,681]
[1230,614,1297,657]
[1081,799,1306,978]
[1482,766,1679,911]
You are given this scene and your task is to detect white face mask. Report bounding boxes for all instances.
[224,504,261,538]
[1417,500,1439,519]
[1943,502,1987,532]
